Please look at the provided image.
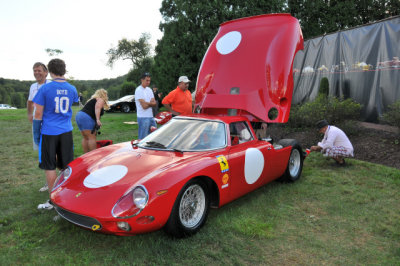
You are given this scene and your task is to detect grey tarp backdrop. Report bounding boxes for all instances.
[292,16,400,122]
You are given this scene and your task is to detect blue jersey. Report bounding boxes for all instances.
[33,81,79,135]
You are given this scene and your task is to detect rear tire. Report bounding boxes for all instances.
[277,139,304,182]
[164,179,210,238]
[121,104,130,113]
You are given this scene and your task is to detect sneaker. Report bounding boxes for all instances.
[39,184,48,192]
[37,200,53,210]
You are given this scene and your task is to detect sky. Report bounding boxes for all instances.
[0,0,163,81]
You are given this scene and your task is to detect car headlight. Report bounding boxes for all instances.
[112,185,149,218]
[52,167,72,191]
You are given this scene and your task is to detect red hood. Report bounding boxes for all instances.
[194,13,303,123]
[51,142,191,217]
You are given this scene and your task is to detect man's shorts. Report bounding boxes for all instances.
[39,131,74,170]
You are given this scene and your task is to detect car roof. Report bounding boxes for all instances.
[194,13,304,123]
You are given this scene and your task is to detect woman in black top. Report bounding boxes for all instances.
[75,89,109,153]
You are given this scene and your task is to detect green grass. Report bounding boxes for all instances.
[1,108,399,265]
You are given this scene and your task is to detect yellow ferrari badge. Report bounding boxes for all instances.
[216,155,229,173]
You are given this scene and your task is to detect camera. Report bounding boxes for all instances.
[91,124,101,135]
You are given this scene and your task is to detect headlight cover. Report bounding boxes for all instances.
[112,185,149,218]
[52,166,72,191]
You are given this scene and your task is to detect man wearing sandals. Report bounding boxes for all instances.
[310,119,354,166]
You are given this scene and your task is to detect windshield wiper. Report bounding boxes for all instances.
[172,148,183,154]
[145,141,167,149]
[145,141,183,153]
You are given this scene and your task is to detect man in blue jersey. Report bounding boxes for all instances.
[33,59,79,210]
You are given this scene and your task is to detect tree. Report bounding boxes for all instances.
[11,92,24,108]
[126,57,154,83]
[153,0,287,92]
[106,33,152,68]
[120,81,136,97]
[45,48,63,57]
[0,87,11,105]
[288,0,400,39]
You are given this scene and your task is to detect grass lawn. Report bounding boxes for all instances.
[0,107,399,265]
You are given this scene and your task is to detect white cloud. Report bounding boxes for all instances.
[0,0,163,80]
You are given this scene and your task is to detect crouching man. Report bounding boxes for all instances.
[310,119,354,166]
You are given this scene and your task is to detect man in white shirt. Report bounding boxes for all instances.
[27,62,49,126]
[310,119,354,165]
[28,62,50,150]
[28,62,50,192]
[135,73,156,139]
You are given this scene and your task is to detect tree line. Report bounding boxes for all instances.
[1,0,398,108]
[0,77,127,108]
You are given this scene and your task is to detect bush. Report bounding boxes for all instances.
[319,77,329,96]
[380,100,400,128]
[286,76,362,131]
[287,94,362,129]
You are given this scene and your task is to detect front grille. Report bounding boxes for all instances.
[55,206,102,230]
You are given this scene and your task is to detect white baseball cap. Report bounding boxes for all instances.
[178,76,190,83]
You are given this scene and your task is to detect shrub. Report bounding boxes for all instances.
[319,77,329,96]
[286,76,362,130]
[287,94,362,129]
[380,100,400,128]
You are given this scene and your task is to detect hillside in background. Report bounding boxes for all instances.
[0,75,127,108]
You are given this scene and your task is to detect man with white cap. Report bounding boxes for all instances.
[162,76,193,116]
[310,119,354,166]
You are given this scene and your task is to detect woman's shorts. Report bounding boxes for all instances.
[75,111,95,131]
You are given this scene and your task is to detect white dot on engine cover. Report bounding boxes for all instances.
[216,31,242,55]
[84,165,128,188]
[244,148,264,184]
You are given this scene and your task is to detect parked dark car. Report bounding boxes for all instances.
[107,95,135,113]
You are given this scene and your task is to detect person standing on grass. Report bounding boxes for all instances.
[75,89,110,153]
[33,59,79,210]
[162,76,193,117]
[27,62,51,192]
[27,62,50,149]
[152,86,160,117]
[309,119,354,166]
[135,72,156,139]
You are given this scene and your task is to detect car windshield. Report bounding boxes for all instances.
[138,118,226,151]
[119,95,133,101]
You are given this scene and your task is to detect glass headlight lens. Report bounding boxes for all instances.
[63,167,72,179]
[133,187,148,209]
[112,185,149,218]
[52,166,72,191]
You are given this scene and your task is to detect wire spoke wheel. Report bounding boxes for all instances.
[288,148,301,177]
[179,184,206,228]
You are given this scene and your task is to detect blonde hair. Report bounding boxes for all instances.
[90,89,110,110]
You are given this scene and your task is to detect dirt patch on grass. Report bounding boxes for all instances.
[268,123,400,170]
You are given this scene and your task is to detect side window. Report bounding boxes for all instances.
[229,121,253,145]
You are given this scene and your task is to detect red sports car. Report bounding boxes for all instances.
[51,13,305,237]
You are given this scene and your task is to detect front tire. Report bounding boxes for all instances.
[277,139,304,182]
[164,179,210,238]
